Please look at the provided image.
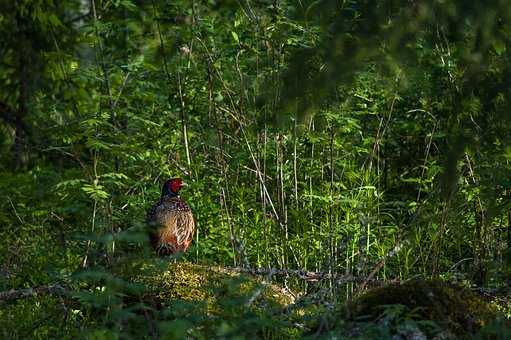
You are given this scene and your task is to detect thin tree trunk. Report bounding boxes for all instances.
[177,71,192,169]
[465,153,487,284]
[328,126,335,294]
[293,113,298,204]
[263,122,268,267]
[13,28,30,169]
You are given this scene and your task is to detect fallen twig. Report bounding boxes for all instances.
[356,238,408,294]
[228,266,363,283]
[0,284,68,303]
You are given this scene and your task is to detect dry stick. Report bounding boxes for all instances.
[404,110,438,270]
[222,186,237,267]
[366,95,396,172]
[177,71,192,169]
[279,137,287,231]
[356,238,408,294]
[91,0,113,111]
[87,0,118,266]
[432,201,450,276]
[358,105,432,283]
[245,268,276,308]
[465,153,485,225]
[263,7,278,270]
[293,114,298,204]
[233,112,300,273]
[198,36,300,268]
[206,51,282,229]
[236,113,282,228]
[277,134,289,268]
[83,150,99,268]
[8,197,24,224]
[256,133,263,262]
[198,33,290,252]
[151,0,192,171]
[420,180,452,275]
[328,126,335,294]
[193,39,278,213]
[49,26,82,119]
[63,150,92,180]
[206,61,231,264]
[233,45,254,267]
[202,64,214,264]
[465,153,486,279]
[308,118,315,270]
[205,60,236,265]
[151,0,171,81]
[235,50,247,112]
[228,266,384,285]
[413,112,437,202]
[263,121,269,267]
[349,97,399,291]
[253,13,270,269]
[84,0,103,270]
[181,13,195,170]
[423,128,455,275]
[0,284,67,303]
[372,95,396,179]
[112,72,131,110]
[83,199,97,268]
[436,24,454,83]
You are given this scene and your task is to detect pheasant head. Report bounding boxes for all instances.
[161,178,185,198]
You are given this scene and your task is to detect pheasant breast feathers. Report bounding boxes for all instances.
[147,195,195,255]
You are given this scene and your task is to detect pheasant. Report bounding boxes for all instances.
[146,178,195,256]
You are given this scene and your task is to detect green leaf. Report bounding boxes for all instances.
[82,183,110,201]
[231,31,239,44]
[493,40,506,55]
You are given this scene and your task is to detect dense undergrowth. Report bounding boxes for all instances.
[2,0,511,338]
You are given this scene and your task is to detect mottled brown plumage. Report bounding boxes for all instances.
[146,178,195,256]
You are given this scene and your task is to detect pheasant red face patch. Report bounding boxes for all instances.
[169,178,182,193]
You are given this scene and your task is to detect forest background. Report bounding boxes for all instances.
[2,0,511,338]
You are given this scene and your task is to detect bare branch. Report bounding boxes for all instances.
[0,284,67,303]
[227,266,361,283]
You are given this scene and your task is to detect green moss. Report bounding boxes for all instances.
[350,279,499,336]
[487,293,511,319]
[120,260,293,308]
[112,260,298,338]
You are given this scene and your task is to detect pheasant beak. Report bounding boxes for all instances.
[181,182,188,187]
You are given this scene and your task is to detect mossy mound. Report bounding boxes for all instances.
[489,293,511,318]
[117,259,293,310]
[350,279,499,336]
[112,260,298,338]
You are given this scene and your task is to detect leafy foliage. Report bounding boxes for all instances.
[2,0,511,338]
